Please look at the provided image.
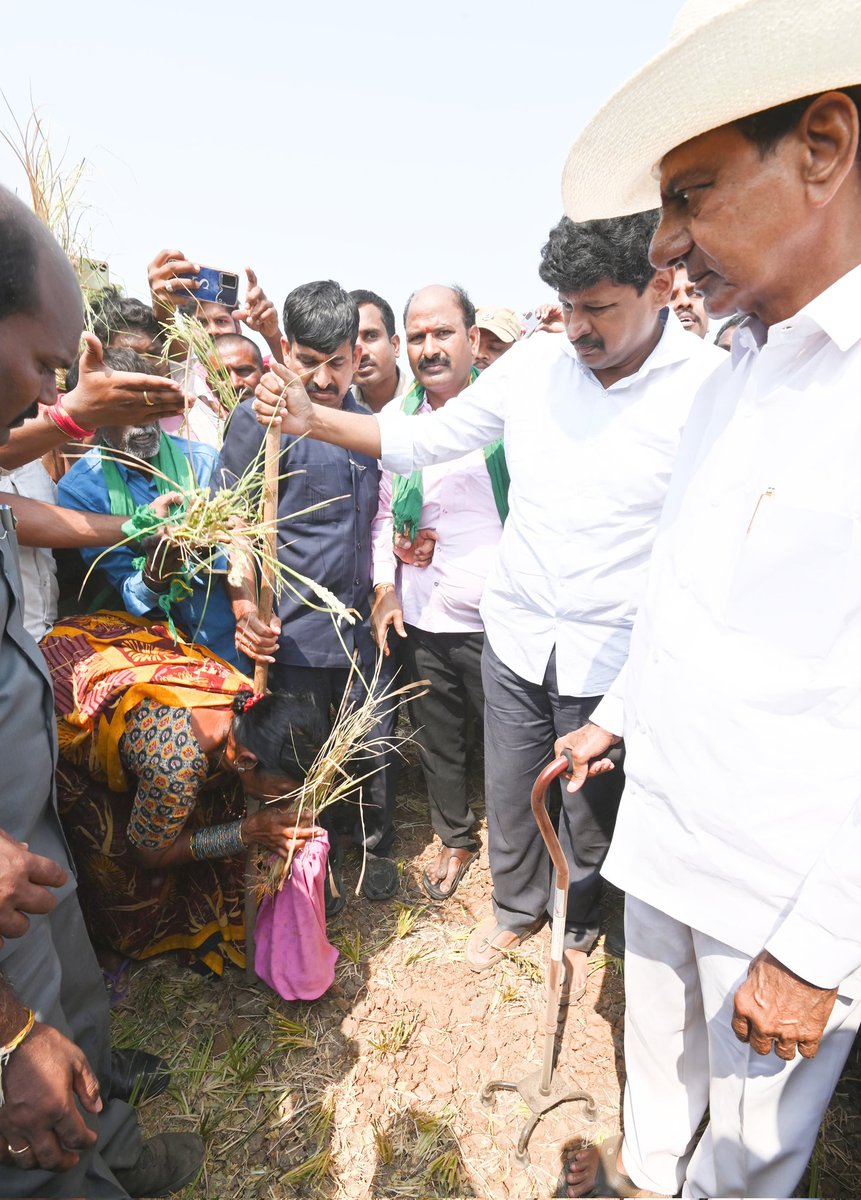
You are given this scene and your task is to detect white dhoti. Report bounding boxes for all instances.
[621,896,861,1199]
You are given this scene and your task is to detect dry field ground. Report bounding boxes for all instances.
[111,742,861,1199]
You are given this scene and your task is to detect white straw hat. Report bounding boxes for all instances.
[562,0,861,221]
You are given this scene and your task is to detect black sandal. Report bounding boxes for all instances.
[421,847,476,901]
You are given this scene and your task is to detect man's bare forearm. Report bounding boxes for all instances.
[309,405,382,458]
[6,495,124,548]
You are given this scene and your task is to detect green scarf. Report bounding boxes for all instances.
[100,433,193,517]
[100,434,194,638]
[390,368,510,541]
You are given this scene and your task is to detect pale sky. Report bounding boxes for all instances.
[1,0,684,331]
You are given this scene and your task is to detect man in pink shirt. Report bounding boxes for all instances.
[371,284,506,900]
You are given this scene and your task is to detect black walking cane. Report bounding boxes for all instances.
[480,750,597,1163]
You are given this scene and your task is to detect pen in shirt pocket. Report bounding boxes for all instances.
[746,486,774,535]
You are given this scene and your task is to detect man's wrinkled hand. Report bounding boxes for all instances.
[731,950,839,1061]
[394,528,437,568]
[253,361,314,436]
[0,1023,101,1172]
[553,722,621,794]
[0,831,67,945]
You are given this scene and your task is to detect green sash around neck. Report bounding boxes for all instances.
[390,368,509,541]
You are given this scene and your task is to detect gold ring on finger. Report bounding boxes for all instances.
[9,1143,30,1155]
[143,390,154,407]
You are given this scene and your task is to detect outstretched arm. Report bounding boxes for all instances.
[253,360,382,456]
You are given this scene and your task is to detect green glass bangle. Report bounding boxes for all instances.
[189,820,245,860]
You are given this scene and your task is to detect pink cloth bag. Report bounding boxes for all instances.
[254,832,338,1001]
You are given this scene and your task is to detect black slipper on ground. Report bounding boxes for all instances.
[359,852,399,901]
[109,1047,171,1103]
[421,847,476,901]
[324,838,347,919]
[555,1133,641,1198]
[113,1132,204,1197]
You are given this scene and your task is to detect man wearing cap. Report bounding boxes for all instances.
[474,306,522,371]
[556,2,861,1197]
[252,217,724,998]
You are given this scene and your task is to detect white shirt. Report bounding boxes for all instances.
[595,264,861,995]
[379,313,724,694]
[371,398,503,633]
[0,461,59,640]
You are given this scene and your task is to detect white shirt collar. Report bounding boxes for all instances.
[561,307,703,389]
[733,261,861,364]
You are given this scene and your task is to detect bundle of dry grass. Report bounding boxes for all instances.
[88,435,355,631]
[1,96,104,344]
[161,310,240,428]
[258,654,428,898]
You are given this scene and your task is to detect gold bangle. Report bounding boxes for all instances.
[374,583,395,595]
[0,1009,35,1055]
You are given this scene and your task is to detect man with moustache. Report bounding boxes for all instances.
[556,1,861,1196]
[670,261,709,337]
[57,348,241,667]
[0,185,203,1199]
[217,280,398,904]
[252,216,724,994]
[349,289,409,413]
[371,284,505,900]
[211,333,264,402]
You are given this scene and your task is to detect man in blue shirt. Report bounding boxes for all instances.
[217,280,397,905]
[58,349,242,668]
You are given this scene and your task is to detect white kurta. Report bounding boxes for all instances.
[379,312,725,696]
[595,264,861,995]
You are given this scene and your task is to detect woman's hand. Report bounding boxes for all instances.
[242,803,323,860]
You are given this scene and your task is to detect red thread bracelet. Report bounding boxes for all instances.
[48,399,96,440]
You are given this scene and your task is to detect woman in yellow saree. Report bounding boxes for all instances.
[42,611,325,976]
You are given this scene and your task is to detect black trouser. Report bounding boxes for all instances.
[270,655,396,853]
[400,624,485,850]
[482,639,624,953]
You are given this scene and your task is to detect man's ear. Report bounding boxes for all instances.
[391,333,401,357]
[798,91,861,209]
[352,343,363,373]
[650,268,675,308]
[467,324,481,357]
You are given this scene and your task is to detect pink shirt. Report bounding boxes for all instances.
[371,400,503,634]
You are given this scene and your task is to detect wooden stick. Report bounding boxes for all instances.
[245,419,282,981]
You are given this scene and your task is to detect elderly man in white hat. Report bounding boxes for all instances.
[554,1,861,1197]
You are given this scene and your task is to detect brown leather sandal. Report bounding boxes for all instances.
[421,846,476,901]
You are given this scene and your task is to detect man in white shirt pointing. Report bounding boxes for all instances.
[555,1,861,1196]
[252,213,723,998]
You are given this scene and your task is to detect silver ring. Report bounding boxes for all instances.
[9,1143,30,1155]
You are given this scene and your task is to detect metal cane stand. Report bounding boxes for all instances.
[480,751,597,1163]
